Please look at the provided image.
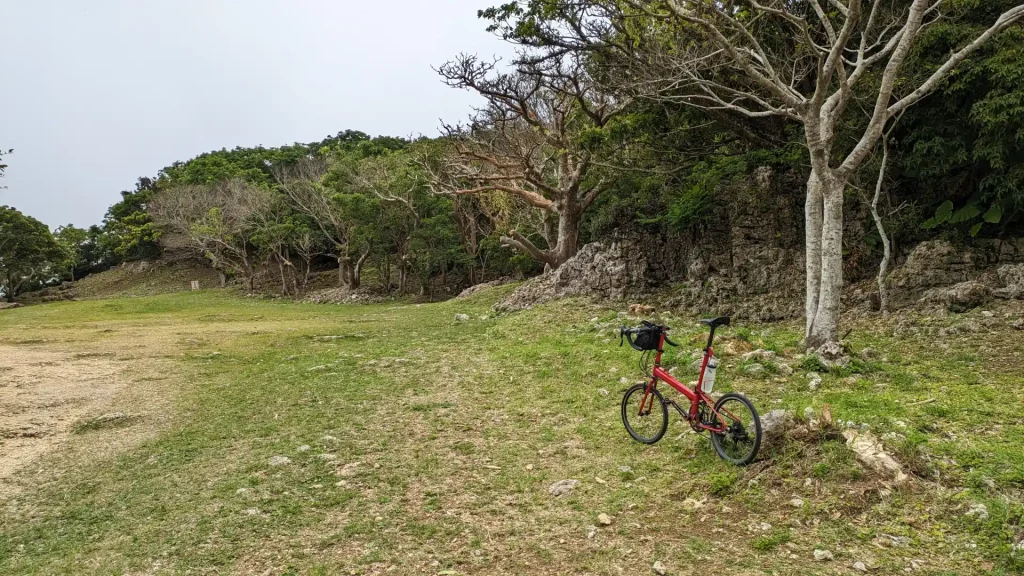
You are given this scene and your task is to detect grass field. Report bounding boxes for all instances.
[0,288,1022,575]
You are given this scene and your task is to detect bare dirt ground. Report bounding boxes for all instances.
[0,345,129,490]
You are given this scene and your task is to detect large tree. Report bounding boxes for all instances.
[0,206,63,302]
[431,55,628,270]
[486,0,1024,346]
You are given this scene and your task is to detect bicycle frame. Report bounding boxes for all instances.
[637,332,729,434]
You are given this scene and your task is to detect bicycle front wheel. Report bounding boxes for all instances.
[621,383,668,444]
[711,393,762,465]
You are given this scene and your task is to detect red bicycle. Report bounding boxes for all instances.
[619,317,762,465]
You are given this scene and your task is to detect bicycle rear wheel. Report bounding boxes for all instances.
[710,393,762,465]
[621,383,668,444]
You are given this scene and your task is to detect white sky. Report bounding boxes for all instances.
[0,0,516,228]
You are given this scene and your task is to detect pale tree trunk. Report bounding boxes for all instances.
[217,269,227,288]
[276,257,288,296]
[870,139,893,315]
[806,176,846,348]
[804,171,824,339]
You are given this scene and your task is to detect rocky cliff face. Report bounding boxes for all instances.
[496,167,1024,317]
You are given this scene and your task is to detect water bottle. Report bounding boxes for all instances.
[703,358,718,393]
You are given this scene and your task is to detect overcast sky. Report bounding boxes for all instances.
[0,0,515,228]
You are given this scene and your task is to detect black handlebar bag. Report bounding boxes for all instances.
[632,327,662,351]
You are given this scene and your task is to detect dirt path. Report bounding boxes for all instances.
[0,346,128,491]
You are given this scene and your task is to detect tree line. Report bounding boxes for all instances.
[3,1,1023,348]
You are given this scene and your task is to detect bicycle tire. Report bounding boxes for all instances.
[621,383,668,445]
[710,393,762,465]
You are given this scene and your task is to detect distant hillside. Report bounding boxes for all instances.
[18,260,223,304]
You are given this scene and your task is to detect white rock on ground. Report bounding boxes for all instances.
[454,313,470,321]
[549,479,580,497]
[813,549,834,561]
[741,349,777,362]
[268,455,291,466]
[597,513,612,526]
[789,498,805,508]
[843,430,908,483]
[852,561,867,572]
[965,503,989,520]
[653,560,668,575]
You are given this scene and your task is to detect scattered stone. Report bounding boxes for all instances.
[742,363,765,376]
[598,388,610,396]
[803,406,815,421]
[597,513,613,526]
[526,464,534,471]
[284,355,298,361]
[629,304,655,316]
[859,347,877,360]
[241,508,260,516]
[594,477,607,485]
[268,455,291,466]
[777,363,794,376]
[454,313,470,322]
[549,479,580,497]
[790,498,805,508]
[589,316,600,323]
[235,487,250,495]
[1012,319,1024,331]
[965,503,989,521]
[653,560,668,575]
[853,561,868,572]
[338,462,361,477]
[0,302,25,310]
[843,430,907,483]
[297,445,311,452]
[875,534,911,547]
[921,280,992,313]
[682,498,706,511]
[808,372,822,391]
[618,466,633,473]
[316,453,337,461]
[619,377,630,385]
[587,526,597,539]
[690,357,704,373]
[1012,537,1024,555]
[761,409,793,443]
[741,349,776,362]
[981,310,994,317]
[813,549,834,561]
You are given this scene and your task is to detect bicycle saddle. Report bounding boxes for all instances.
[700,316,730,328]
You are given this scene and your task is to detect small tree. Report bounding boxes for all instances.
[431,55,627,270]
[149,180,269,291]
[54,225,89,281]
[274,157,373,289]
[0,206,63,302]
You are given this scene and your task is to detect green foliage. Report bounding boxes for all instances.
[0,147,11,188]
[0,206,64,301]
[752,529,792,551]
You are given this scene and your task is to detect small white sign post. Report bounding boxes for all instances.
[190,280,200,291]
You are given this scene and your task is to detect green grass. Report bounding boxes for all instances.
[0,290,1022,574]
